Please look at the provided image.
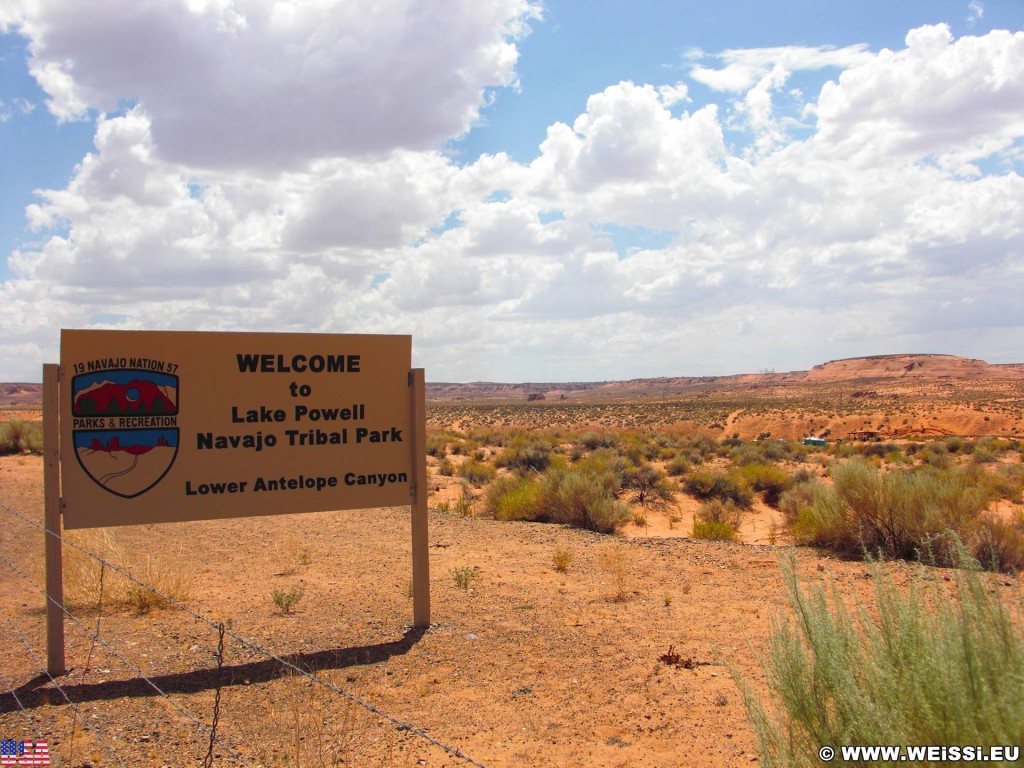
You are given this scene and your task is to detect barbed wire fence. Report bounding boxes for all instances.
[0,498,489,768]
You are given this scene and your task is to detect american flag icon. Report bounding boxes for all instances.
[0,740,50,766]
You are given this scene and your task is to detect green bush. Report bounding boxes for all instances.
[665,456,691,476]
[780,459,995,567]
[737,462,792,508]
[485,476,546,521]
[684,470,753,509]
[484,459,631,534]
[0,420,43,455]
[494,439,553,474]
[692,499,743,541]
[740,557,1024,768]
[972,514,1024,574]
[458,459,496,485]
[620,464,676,509]
[541,461,631,534]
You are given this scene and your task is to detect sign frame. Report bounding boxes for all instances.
[44,330,430,675]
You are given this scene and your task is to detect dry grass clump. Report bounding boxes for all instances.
[552,545,573,572]
[598,544,632,602]
[233,667,372,768]
[62,529,193,612]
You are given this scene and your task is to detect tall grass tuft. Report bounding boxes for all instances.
[61,529,193,612]
[740,556,1024,767]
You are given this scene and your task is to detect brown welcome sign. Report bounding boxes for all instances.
[59,330,415,527]
[44,330,429,674]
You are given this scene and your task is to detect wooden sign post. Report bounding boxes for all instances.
[43,363,65,676]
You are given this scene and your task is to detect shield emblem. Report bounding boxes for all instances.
[71,369,179,499]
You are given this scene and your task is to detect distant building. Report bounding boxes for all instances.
[847,430,880,440]
[801,437,827,447]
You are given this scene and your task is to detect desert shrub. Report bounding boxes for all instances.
[944,435,967,454]
[692,499,743,541]
[755,439,792,463]
[673,434,717,464]
[437,458,455,476]
[729,445,762,466]
[494,438,553,474]
[452,566,481,590]
[972,514,1024,574]
[683,470,753,509]
[485,458,630,534]
[859,441,899,458]
[740,557,1024,768]
[579,431,619,451]
[271,586,304,614]
[0,420,43,454]
[541,462,631,534]
[425,431,458,457]
[920,441,953,469]
[458,459,496,485]
[449,438,480,456]
[486,475,546,521]
[971,443,999,464]
[980,436,1012,455]
[780,459,993,567]
[986,463,1024,503]
[791,466,815,484]
[665,456,690,476]
[620,463,676,509]
[737,463,792,508]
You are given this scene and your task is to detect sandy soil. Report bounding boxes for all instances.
[4,454,1018,768]
[2,453,972,768]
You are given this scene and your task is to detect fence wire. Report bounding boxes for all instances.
[0,499,490,768]
[0,549,253,766]
[1,612,129,768]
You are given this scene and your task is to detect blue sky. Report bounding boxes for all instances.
[1,1,1022,381]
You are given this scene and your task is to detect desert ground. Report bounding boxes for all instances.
[0,354,1021,767]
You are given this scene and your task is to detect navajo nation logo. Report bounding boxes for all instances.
[71,370,179,498]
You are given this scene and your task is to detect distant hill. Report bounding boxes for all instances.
[0,383,43,409]
[427,354,1024,400]
[802,354,1024,382]
[4,354,1023,409]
